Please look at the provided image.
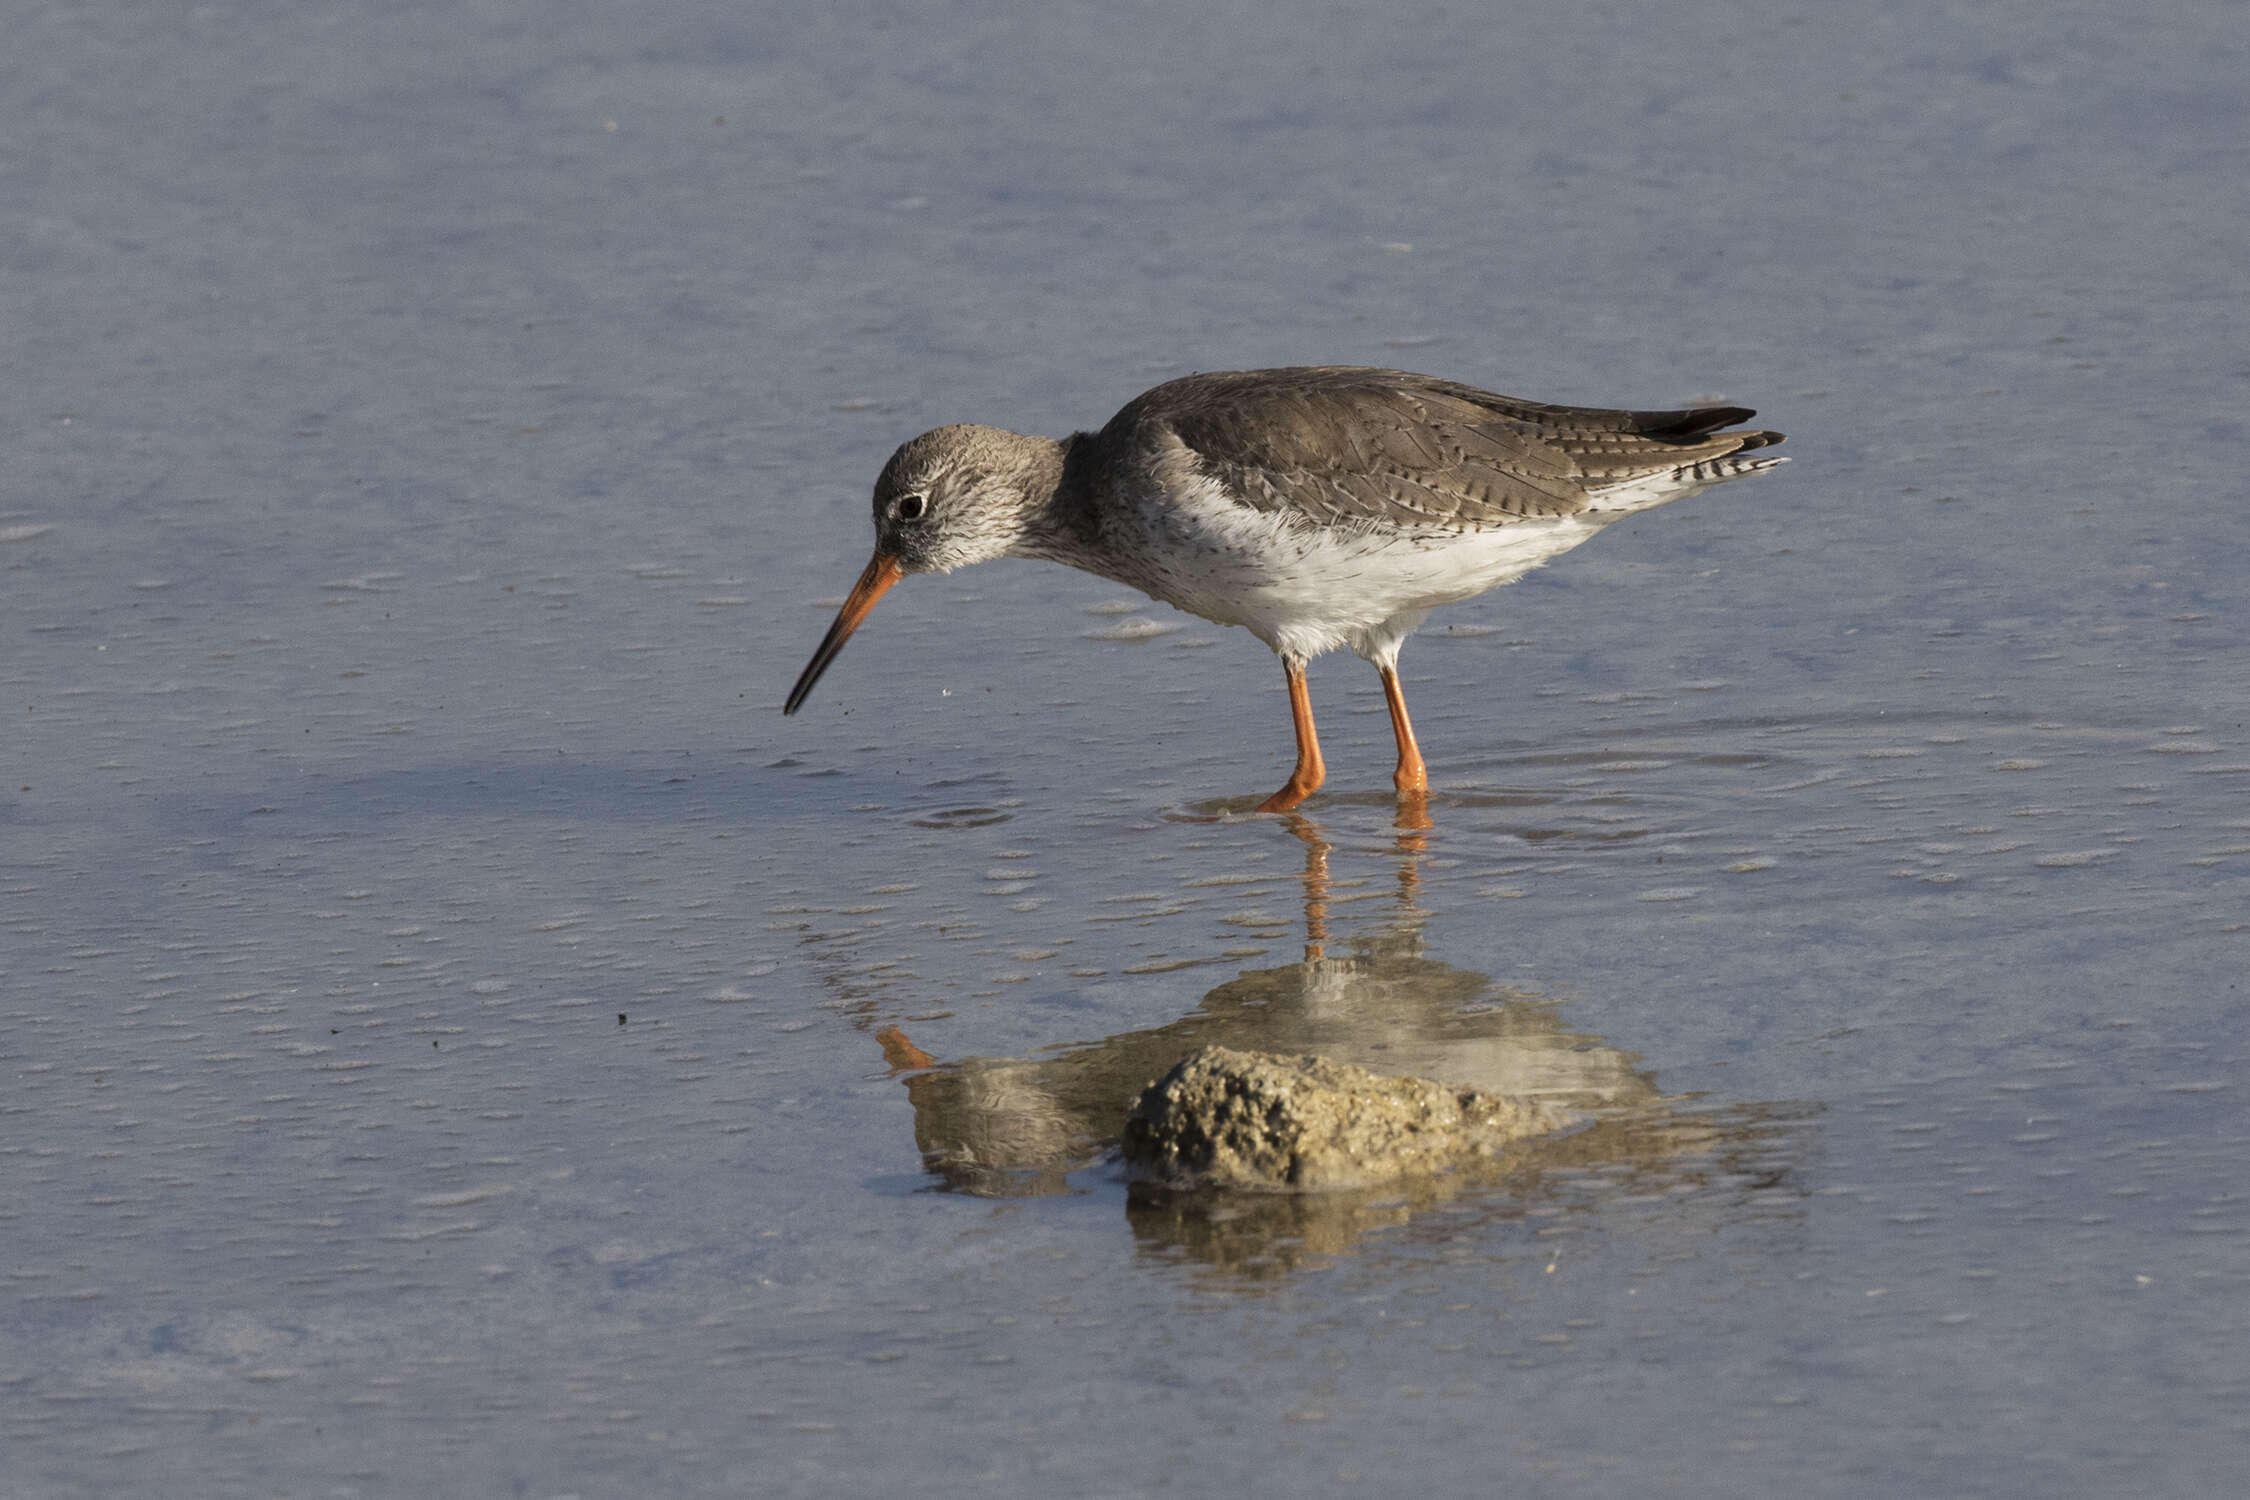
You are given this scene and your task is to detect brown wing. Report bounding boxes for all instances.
[1105,366,1783,532]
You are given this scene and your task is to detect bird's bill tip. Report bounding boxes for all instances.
[783,552,905,715]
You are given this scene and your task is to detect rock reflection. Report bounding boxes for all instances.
[882,816,1805,1270]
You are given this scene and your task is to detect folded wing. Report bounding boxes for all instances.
[1108,366,1784,533]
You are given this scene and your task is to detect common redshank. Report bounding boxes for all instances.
[784,366,1786,812]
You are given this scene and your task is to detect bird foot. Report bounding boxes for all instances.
[1256,781,1316,814]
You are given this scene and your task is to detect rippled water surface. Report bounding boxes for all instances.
[7,2,2248,1496]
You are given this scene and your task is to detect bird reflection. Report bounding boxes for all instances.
[880,815,1805,1271]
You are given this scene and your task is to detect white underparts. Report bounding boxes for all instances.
[1083,474,1606,663]
[1028,457,1786,665]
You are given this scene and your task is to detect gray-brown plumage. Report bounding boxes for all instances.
[787,366,1787,813]
[1090,366,1782,533]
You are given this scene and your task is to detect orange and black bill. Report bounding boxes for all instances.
[783,553,904,714]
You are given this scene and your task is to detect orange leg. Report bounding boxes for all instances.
[1379,664,1429,792]
[1256,659,1325,812]
[1379,664,1432,828]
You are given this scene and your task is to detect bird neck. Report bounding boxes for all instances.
[1007,432,1106,567]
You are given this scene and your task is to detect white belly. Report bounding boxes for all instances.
[1097,479,1612,662]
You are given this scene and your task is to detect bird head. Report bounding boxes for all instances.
[784,424,1062,714]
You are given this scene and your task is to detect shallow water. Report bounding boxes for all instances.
[7,1,2249,1495]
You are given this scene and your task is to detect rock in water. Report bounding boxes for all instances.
[1121,1045,1579,1191]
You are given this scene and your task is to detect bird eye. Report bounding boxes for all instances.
[896,494,928,521]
